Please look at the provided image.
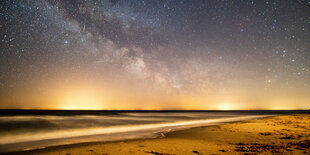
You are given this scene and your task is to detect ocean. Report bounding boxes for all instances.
[0,110,307,153]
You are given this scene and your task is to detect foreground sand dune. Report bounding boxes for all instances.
[13,114,310,155]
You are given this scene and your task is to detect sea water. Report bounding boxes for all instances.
[0,110,301,153]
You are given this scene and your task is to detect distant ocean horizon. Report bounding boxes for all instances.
[0,110,308,153]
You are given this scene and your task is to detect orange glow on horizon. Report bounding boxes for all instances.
[1,77,308,110]
[53,83,106,110]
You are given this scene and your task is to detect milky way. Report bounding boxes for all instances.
[0,0,309,109]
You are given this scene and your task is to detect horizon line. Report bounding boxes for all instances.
[0,109,309,111]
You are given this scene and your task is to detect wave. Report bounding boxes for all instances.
[0,112,272,153]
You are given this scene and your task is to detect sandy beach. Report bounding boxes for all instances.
[8,114,310,155]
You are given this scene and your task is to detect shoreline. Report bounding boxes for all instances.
[3,114,310,154]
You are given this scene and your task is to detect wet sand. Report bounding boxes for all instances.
[9,114,310,155]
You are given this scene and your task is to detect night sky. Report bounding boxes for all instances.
[0,0,309,110]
